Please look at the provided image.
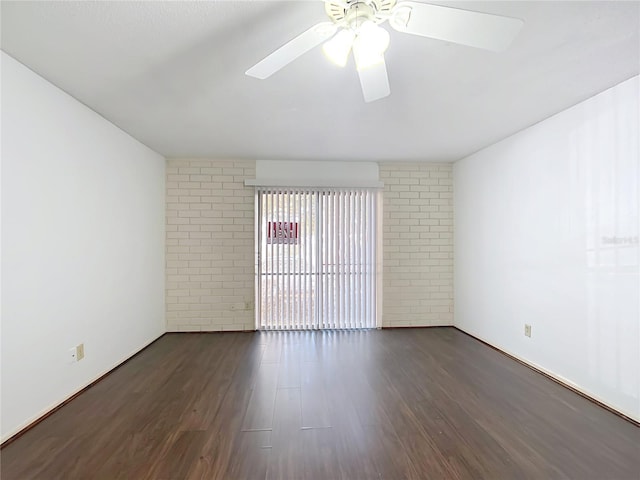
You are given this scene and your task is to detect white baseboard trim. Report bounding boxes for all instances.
[454,327,640,425]
[1,332,166,445]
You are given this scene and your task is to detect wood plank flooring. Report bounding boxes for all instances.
[2,328,639,479]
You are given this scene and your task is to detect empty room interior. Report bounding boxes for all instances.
[1,1,639,479]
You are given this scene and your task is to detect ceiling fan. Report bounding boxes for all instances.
[245,0,523,103]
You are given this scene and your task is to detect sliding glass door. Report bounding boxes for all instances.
[256,188,379,330]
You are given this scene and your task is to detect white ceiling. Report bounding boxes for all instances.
[1,1,638,162]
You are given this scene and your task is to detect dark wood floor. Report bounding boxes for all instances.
[2,328,638,479]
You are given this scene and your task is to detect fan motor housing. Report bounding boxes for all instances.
[325,0,397,26]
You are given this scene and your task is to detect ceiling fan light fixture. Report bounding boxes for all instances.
[353,38,385,71]
[357,21,390,55]
[322,29,356,67]
[247,0,524,102]
[353,22,390,71]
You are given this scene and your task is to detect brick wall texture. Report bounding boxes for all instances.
[166,160,453,331]
[379,163,454,327]
[166,159,255,331]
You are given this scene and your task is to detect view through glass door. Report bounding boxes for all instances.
[256,188,378,330]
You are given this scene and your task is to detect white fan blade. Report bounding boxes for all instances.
[390,1,523,52]
[356,58,391,103]
[246,22,338,79]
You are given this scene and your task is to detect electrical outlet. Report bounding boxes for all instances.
[76,343,85,361]
[525,324,532,338]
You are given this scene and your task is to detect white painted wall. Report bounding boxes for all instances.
[454,76,639,421]
[1,52,166,441]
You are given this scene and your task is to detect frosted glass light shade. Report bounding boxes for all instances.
[353,42,384,70]
[322,30,356,67]
[353,22,390,71]
[357,21,390,55]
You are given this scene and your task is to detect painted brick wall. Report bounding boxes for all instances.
[166,159,255,331]
[166,160,452,331]
[379,163,454,327]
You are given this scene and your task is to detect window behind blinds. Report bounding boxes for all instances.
[256,188,379,330]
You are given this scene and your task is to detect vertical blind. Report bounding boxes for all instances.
[257,188,378,330]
